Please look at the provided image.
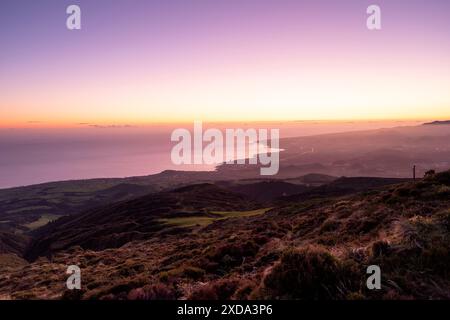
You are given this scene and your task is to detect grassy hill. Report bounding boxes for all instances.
[0,171,334,238]
[24,184,257,260]
[0,170,449,300]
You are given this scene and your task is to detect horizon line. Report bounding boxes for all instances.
[2,117,448,129]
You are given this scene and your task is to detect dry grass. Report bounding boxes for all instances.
[1,171,449,300]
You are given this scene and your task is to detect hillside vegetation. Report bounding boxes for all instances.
[0,170,449,300]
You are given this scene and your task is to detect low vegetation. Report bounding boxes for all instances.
[0,170,449,300]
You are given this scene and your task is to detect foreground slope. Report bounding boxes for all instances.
[1,170,449,300]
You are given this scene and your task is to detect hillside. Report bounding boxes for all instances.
[217,180,312,202]
[424,120,450,125]
[0,171,334,237]
[279,177,411,203]
[23,175,405,260]
[0,170,449,300]
[25,184,256,260]
[0,232,29,256]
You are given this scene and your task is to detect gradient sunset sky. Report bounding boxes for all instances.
[1,0,450,127]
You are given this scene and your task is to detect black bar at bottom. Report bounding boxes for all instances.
[0,300,447,319]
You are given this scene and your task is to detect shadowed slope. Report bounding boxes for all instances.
[25,184,256,260]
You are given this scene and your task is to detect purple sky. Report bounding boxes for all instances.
[1,0,450,125]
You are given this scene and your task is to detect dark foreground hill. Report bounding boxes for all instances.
[0,170,449,300]
[0,171,331,236]
[25,184,256,260]
[24,175,406,260]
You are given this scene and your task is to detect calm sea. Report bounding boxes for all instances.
[0,120,424,189]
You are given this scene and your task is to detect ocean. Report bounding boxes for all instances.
[0,120,424,189]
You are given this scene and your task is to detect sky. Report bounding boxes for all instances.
[1,0,450,127]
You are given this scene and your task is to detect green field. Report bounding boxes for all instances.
[211,208,272,218]
[158,216,216,228]
[23,214,62,230]
[159,208,271,228]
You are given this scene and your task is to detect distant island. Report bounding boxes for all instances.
[423,120,450,125]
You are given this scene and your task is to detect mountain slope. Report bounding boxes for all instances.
[0,232,29,256]
[1,170,449,300]
[25,184,256,260]
[280,177,412,203]
[218,180,312,202]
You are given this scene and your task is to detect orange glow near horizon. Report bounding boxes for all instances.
[2,1,450,129]
[2,53,450,128]
[2,115,449,130]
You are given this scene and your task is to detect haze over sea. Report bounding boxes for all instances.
[0,120,423,189]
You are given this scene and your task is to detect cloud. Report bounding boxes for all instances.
[77,123,135,129]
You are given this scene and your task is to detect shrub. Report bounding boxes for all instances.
[207,240,260,269]
[371,240,390,258]
[261,246,345,299]
[345,216,379,235]
[437,209,450,231]
[183,266,205,280]
[188,283,219,300]
[435,170,450,185]
[128,283,176,300]
[396,187,410,197]
[424,170,436,179]
[436,185,450,197]
[320,219,340,232]
[189,278,248,300]
[371,216,450,278]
